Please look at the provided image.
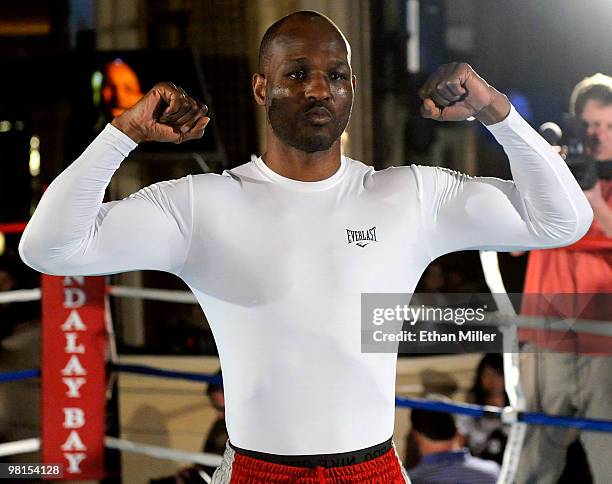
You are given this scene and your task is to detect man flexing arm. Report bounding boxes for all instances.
[413,62,593,256]
[19,83,208,275]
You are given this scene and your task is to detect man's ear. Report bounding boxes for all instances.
[352,74,357,93]
[253,73,266,106]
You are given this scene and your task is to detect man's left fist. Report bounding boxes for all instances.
[419,62,510,125]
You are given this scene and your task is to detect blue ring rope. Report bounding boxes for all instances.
[520,412,612,433]
[395,396,612,433]
[2,365,610,432]
[0,368,40,382]
[111,363,223,385]
[396,396,487,417]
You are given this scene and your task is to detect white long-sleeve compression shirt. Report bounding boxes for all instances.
[19,106,592,454]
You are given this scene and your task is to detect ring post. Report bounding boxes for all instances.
[41,275,107,479]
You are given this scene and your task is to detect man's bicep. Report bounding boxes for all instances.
[46,178,193,276]
[430,177,542,254]
[421,168,565,256]
[91,194,191,273]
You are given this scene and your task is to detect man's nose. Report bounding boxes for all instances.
[305,72,331,101]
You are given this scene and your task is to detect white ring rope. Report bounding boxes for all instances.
[106,285,198,304]
[1,285,608,336]
[0,288,41,304]
[0,436,223,468]
[481,313,612,336]
[479,250,526,484]
[0,438,40,457]
[104,437,222,467]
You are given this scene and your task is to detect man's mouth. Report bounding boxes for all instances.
[303,106,333,125]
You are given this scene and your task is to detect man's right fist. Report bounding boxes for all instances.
[111,82,209,144]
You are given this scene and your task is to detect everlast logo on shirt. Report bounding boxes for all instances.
[346,227,377,247]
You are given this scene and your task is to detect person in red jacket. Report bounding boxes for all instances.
[517,73,612,484]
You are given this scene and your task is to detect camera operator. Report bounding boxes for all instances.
[572,75,612,234]
[516,74,612,483]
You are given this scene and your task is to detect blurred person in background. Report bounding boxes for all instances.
[456,353,509,465]
[202,370,228,460]
[95,58,145,133]
[101,59,145,118]
[409,405,500,484]
[516,74,612,484]
[164,370,227,484]
[519,74,612,300]
[68,58,146,162]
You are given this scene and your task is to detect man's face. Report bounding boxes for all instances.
[261,24,354,153]
[580,99,612,161]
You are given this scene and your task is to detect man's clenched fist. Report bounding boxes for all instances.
[419,62,510,125]
[111,82,209,144]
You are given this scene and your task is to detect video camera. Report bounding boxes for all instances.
[539,116,612,190]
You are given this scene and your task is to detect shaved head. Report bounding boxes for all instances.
[252,10,355,155]
[258,10,351,75]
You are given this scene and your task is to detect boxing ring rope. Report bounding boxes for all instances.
[2,365,612,433]
[0,438,40,458]
[0,222,28,234]
[3,285,611,335]
[106,285,198,304]
[0,368,40,382]
[104,437,222,468]
[0,436,223,468]
[0,286,195,305]
[0,288,41,304]
[112,363,223,385]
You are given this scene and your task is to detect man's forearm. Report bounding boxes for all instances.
[484,107,593,246]
[19,125,137,273]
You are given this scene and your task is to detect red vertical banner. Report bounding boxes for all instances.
[41,275,107,480]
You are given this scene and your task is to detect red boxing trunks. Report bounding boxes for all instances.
[215,438,409,483]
